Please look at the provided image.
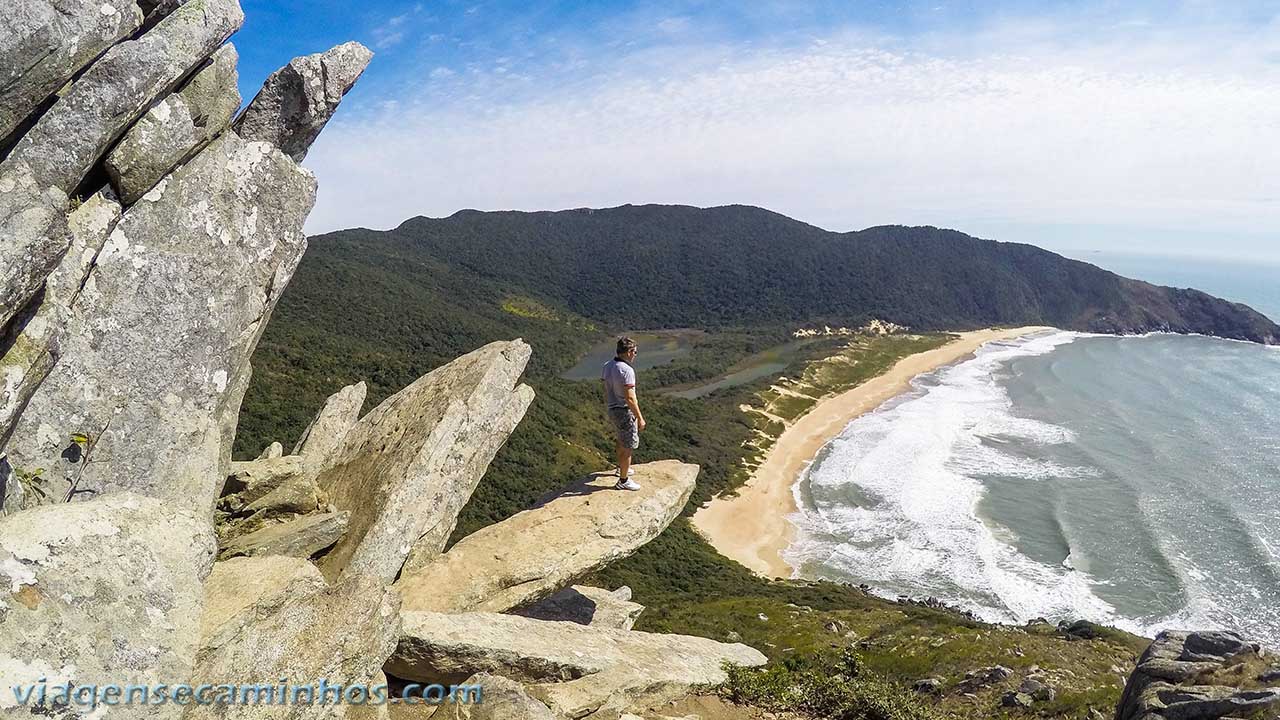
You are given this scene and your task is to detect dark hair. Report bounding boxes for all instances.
[616,337,637,356]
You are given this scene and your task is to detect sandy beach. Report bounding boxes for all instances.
[690,326,1052,578]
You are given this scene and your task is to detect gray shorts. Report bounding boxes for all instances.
[608,407,639,450]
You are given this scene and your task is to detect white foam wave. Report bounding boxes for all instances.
[785,330,1119,625]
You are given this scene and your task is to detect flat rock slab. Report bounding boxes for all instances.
[0,493,216,718]
[514,586,644,631]
[218,511,348,560]
[388,612,765,720]
[316,340,533,583]
[397,461,697,614]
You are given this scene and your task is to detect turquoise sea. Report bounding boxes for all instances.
[786,256,1280,646]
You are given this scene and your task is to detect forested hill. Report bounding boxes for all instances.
[330,204,1277,343]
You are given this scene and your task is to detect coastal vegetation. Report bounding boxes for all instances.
[232,208,1197,718]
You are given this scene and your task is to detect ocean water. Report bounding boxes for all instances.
[786,331,1280,645]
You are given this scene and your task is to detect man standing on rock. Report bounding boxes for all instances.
[603,337,646,490]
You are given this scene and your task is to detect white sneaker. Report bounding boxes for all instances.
[615,477,641,491]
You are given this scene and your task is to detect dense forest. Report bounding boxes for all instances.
[381,204,1277,341]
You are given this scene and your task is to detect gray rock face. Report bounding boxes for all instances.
[4,0,245,194]
[235,41,373,162]
[441,674,555,720]
[1116,630,1280,720]
[0,189,120,463]
[105,44,242,204]
[180,43,241,141]
[5,132,317,515]
[186,574,401,720]
[514,586,645,631]
[198,555,326,641]
[293,380,367,468]
[397,461,697,614]
[315,340,534,583]
[0,162,69,332]
[389,612,766,720]
[218,510,349,560]
[105,93,200,203]
[0,0,143,143]
[258,441,285,459]
[0,493,216,718]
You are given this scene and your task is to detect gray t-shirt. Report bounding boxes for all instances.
[602,358,636,409]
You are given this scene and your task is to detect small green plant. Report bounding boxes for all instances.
[719,648,938,720]
[63,417,112,502]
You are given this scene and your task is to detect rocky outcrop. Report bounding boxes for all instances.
[515,586,644,631]
[0,190,121,451]
[397,461,696,613]
[389,611,767,720]
[104,44,241,204]
[1115,630,1280,720]
[235,41,373,162]
[219,511,349,559]
[293,380,367,467]
[4,0,244,194]
[0,0,144,144]
[0,494,216,717]
[187,574,401,719]
[316,340,534,582]
[5,131,317,514]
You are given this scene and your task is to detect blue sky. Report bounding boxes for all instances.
[234,1,1280,263]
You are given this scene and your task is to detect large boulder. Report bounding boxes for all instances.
[198,555,326,640]
[514,586,644,631]
[235,41,373,161]
[396,461,697,613]
[388,612,766,720]
[185,574,401,720]
[315,340,534,583]
[1115,630,1280,720]
[292,380,367,469]
[104,44,241,204]
[0,493,216,718]
[0,0,144,142]
[4,131,317,515]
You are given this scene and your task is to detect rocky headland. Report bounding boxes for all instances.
[0,3,1276,720]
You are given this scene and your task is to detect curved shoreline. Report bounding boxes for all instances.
[689,326,1053,578]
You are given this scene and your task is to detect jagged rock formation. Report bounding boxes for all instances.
[389,611,767,719]
[235,41,374,162]
[1114,630,1280,720]
[397,461,696,613]
[316,340,535,582]
[292,380,366,466]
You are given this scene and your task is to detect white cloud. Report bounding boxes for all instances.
[305,8,1280,259]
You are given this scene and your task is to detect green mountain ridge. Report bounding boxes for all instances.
[376,203,1277,342]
